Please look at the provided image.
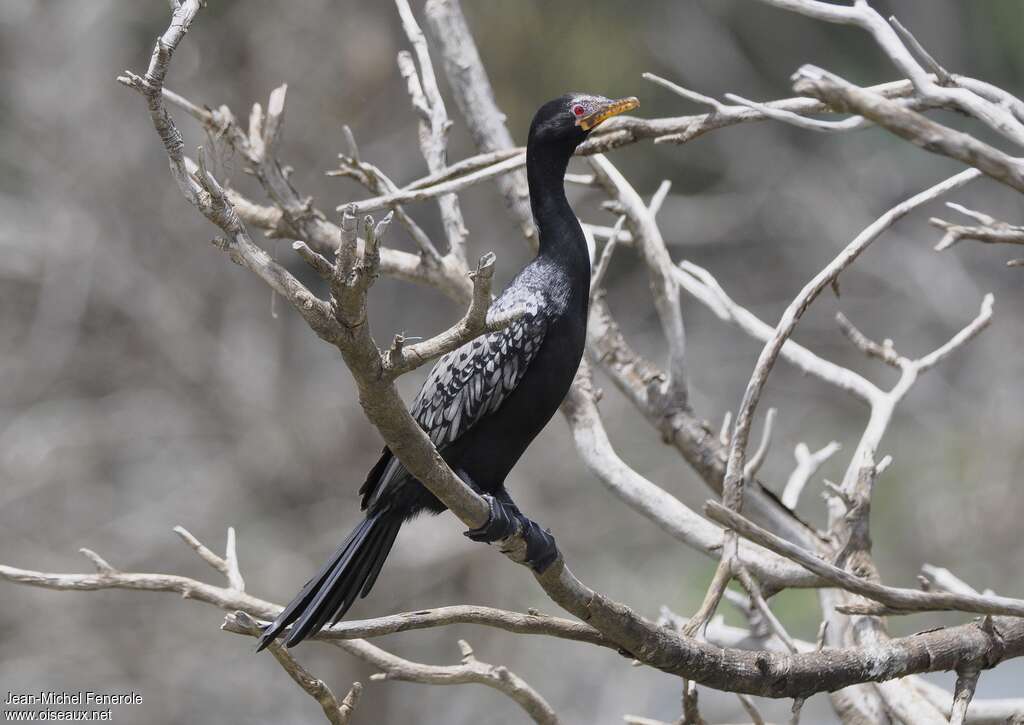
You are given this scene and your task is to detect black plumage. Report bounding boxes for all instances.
[258,92,639,650]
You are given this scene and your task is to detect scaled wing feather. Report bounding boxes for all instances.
[361,288,549,509]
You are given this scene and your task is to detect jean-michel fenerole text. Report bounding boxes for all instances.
[5,692,142,706]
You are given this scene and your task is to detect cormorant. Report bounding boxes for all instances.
[258,93,639,650]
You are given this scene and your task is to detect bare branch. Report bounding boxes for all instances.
[118,29,341,346]
[676,260,879,404]
[78,548,117,575]
[231,611,361,725]
[914,294,994,373]
[643,72,733,114]
[292,241,335,280]
[423,0,537,246]
[680,559,734,639]
[724,91,869,132]
[835,312,903,368]
[159,84,351,262]
[932,202,1024,252]
[8,525,1023,698]
[792,66,1024,193]
[706,501,1024,618]
[915,678,1024,724]
[590,216,627,292]
[781,441,841,510]
[394,0,468,265]
[173,525,232,581]
[562,364,821,592]
[383,252,519,378]
[224,526,245,592]
[735,565,798,654]
[748,0,859,24]
[589,155,687,403]
[228,613,560,725]
[743,407,776,480]
[313,604,611,649]
[889,16,953,85]
[719,411,733,448]
[402,147,524,191]
[586,295,821,547]
[158,53,462,296]
[950,666,981,725]
[757,0,1024,147]
[330,128,441,263]
[2,545,277,619]
[634,75,919,147]
[340,153,525,215]
[337,683,362,725]
[737,694,767,725]
[15,525,579,722]
[681,681,706,725]
[718,167,978,525]
[921,564,983,597]
[623,716,671,725]
[225,189,472,302]
[659,605,811,654]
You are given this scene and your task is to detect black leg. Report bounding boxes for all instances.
[462,483,559,573]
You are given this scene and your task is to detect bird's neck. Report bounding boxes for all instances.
[527,142,590,278]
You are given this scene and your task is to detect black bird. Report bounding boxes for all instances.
[258,93,639,650]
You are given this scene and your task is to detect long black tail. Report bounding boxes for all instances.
[256,510,402,650]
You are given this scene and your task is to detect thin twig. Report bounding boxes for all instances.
[782,441,841,509]
[835,312,902,368]
[743,407,777,479]
[394,0,468,264]
[889,16,953,85]
[949,666,981,725]
[931,202,1024,252]
[725,91,868,132]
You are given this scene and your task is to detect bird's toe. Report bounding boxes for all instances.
[520,518,559,573]
[464,494,519,543]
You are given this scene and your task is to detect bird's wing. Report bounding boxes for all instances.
[411,286,549,448]
[360,286,550,510]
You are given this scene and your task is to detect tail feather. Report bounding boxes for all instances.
[287,523,379,644]
[320,522,388,629]
[256,525,366,650]
[360,516,401,598]
[256,511,402,651]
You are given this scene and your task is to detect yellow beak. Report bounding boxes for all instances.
[577,96,640,131]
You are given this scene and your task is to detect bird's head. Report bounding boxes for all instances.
[528,93,639,151]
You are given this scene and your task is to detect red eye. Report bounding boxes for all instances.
[572,104,585,117]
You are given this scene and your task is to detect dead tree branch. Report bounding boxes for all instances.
[753,0,1024,147]
[227,614,559,725]
[236,612,363,725]
[792,66,1024,194]
[394,0,468,266]
[931,202,1024,268]
[6,538,1024,699]
[706,502,1024,618]
[424,0,538,247]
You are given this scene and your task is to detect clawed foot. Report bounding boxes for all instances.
[464,494,560,573]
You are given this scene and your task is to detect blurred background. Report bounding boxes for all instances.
[2,1,1022,723]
